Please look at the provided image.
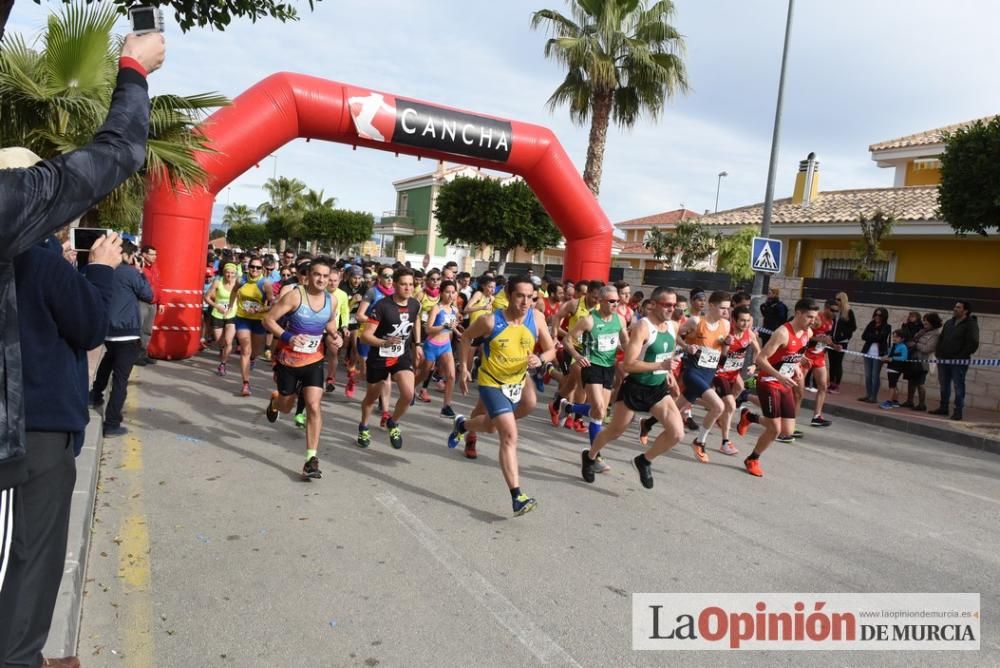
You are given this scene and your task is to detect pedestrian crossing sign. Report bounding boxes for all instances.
[750,237,782,274]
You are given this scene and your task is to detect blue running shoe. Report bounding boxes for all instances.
[512,493,537,517]
[447,415,465,449]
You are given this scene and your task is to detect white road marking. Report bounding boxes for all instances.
[792,442,853,461]
[375,491,581,667]
[936,484,1000,506]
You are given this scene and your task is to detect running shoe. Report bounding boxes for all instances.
[791,430,804,439]
[356,425,371,448]
[573,417,587,433]
[581,449,596,483]
[388,425,403,449]
[262,349,272,362]
[879,400,896,410]
[249,357,256,371]
[542,364,553,386]
[775,434,794,443]
[325,377,335,393]
[548,400,561,427]
[744,456,763,477]
[512,493,537,517]
[380,411,391,428]
[805,386,818,394]
[418,389,431,403]
[828,384,840,395]
[216,362,226,376]
[563,415,575,430]
[447,415,465,449]
[533,370,545,394]
[241,381,251,397]
[684,416,699,431]
[691,439,709,463]
[810,415,832,427]
[265,391,279,423]
[431,371,443,383]
[736,408,753,437]
[464,432,478,459]
[441,405,456,418]
[435,380,446,393]
[720,440,739,456]
[593,453,611,473]
[631,454,654,489]
[638,416,654,446]
[295,412,306,429]
[345,373,356,398]
[300,456,322,481]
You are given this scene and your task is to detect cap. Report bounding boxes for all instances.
[348,265,363,277]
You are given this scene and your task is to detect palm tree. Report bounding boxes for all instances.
[301,188,336,212]
[257,176,308,219]
[531,0,689,197]
[222,203,256,227]
[0,2,229,231]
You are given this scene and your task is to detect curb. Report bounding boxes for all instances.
[802,397,1000,455]
[43,409,103,659]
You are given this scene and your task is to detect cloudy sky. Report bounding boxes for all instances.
[8,0,1000,229]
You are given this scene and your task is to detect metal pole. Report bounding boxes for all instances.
[715,171,727,213]
[751,0,794,318]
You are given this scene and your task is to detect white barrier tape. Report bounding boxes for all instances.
[755,327,998,367]
[161,288,203,295]
[152,325,202,331]
[165,303,204,308]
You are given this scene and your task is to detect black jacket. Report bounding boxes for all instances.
[0,66,149,489]
[860,320,892,357]
[831,309,857,345]
[760,298,789,333]
[936,316,979,360]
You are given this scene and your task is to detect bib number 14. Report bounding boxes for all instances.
[501,383,523,403]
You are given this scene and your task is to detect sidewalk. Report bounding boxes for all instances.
[802,381,1000,455]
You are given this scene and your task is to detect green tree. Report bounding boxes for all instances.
[257,176,307,248]
[303,208,373,256]
[646,220,717,270]
[852,210,895,280]
[209,228,227,240]
[937,115,1000,236]
[531,0,688,196]
[435,176,561,273]
[643,226,672,263]
[222,204,256,227]
[225,221,268,249]
[715,225,759,283]
[0,2,229,232]
[42,0,319,32]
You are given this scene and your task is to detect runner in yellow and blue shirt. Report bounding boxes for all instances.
[447,275,556,517]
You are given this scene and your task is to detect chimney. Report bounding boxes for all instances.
[792,152,820,206]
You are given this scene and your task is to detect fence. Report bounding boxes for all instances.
[803,278,1000,315]
[642,269,750,294]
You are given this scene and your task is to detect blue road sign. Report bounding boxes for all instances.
[750,237,782,274]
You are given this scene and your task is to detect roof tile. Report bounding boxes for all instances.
[869,116,997,152]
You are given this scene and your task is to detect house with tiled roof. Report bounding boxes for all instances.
[697,118,999,288]
[614,208,702,270]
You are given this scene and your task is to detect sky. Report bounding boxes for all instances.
[7,0,1000,230]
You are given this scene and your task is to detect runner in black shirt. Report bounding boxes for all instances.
[357,268,422,450]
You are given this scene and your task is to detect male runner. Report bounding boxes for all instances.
[802,299,836,427]
[357,268,422,449]
[561,285,630,472]
[447,275,556,516]
[323,266,350,392]
[357,266,396,427]
[581,287,684,489]
[713,305,760,454]
[549,280,602,433]
[743,299,818,477]
[262,258,341,480]
[342,265,367,398]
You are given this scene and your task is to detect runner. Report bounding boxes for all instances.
[356,266,396,428]
[323,266,349,392]
[712,305,761,454]
[549,280,602,433]
[413,279,460,415]
[357,268,422,449]
[802,299,837,427]
[262,258,341,480]
[227,257,273,396]
[447,275,556,516]
[560,285,630,473]
[205,263,238,376]
[342,265,367,398]
[581,287,684,489]
[676,291,732,463]
[743,299,818,477]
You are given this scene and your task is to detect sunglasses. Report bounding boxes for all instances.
[381,273,393,279]
[607,299,619,305]
[248,265,263,270]
[657,301,677,308]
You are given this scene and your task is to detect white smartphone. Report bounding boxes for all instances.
[69,227,111,252]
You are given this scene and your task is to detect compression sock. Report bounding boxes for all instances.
[510,487,521,500]
[588,419,602,445]
[306,449,317,460]
[569,402,591,416]
[697,427,712,443]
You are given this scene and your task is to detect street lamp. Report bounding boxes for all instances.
[715,171,728,213]
[268,153,278,180]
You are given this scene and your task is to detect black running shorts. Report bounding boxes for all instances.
[274,360,325,396]
[617,377,669,413]
[581,363,615,390]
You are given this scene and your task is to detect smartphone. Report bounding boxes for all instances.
[69,227,111,252]
[128,5,164,35]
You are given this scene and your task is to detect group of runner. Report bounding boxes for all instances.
[200,250,832,515]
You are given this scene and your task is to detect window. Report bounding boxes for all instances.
[396,192,409,216]
[820,257,891,282]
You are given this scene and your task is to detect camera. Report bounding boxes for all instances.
[128,5,164,35]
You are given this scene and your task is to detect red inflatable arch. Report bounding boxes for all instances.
[143,72,613,360]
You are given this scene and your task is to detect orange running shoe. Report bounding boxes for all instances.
[548,400,560,426]
[737,408,753,437]
[418,388,431,403]
[574,417,588,433]
[691,439,709,463]
[564,415,575,430]
[638,417,653,446]
[464,433,478,459]
[744,456,763,477]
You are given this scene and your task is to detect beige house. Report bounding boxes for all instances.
[613,208,702,271]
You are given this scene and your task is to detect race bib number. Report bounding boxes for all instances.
[653,352,670,375]
[379,341,405,358]
[815,342,826,353]
[349,314,358,326]
[292,335,322,354]
[722,355,745,372]
[421,310,429,323]
[778,362,798,378]
[240,300,261,314]
[697,347,721,369]
[597,332,619,352]
[501,383,523,403]
[444,313,457,328]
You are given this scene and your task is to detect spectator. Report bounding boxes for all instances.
[880,329,910,409]
[135,244,160,366]
[0,33,165,668]
[759,287,788,344]
[89,240,154,437]
[931,301,979,421]
[858,307,891,403]
[902,311,922,341]
[902,312,942,411]
[8,231,119,668]
[827,291,857,393]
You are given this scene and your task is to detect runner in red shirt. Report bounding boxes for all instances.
[801,298,838,427]
[713,305,760,455]
[744,298,818,477]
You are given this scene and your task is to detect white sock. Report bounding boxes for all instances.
[697,427,711,443]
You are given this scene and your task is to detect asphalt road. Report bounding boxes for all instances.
[78,352,999,667]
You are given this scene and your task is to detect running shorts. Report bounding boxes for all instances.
[580,364,615,390]
[757,381,796,419]
[617,377,669,414]
[366,358,414,384]
[211,315,235,329]
[235,317,266,336]
[681,365,717,402]
[423,339,452,364]
[274,360,325,396]
[479,385,519,418]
